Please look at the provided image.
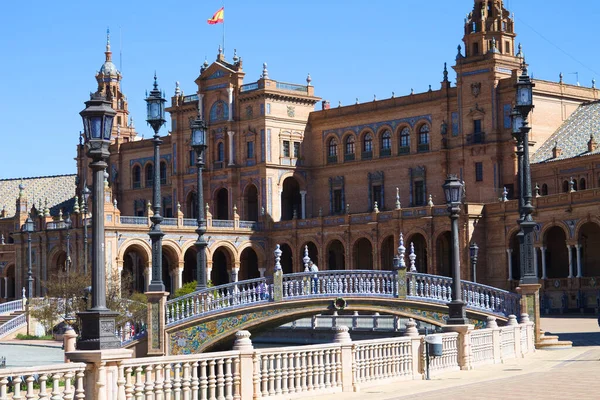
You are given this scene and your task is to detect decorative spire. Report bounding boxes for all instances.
[490,37,499,53]
[373,94,377,101]
[338,100,342,107]
[274,244,282,272]
[233,48,239,63]
[535,183,540,198]
[397,233,406,269]
[443,62,448,82]
[105,28,112,61]
[559,72,564,84]
[18,181,25,198]
[175,81,181,96]
[73,196,80,214]
[456,44,463,60]
[355,98,359,104]
[373,201,379,213]
[44,199,50,217]
[262,62,269,79]
[391,91,395,98]
[306,73,312,86]
[428,85,432,92]
[303,245,311,272]
[516,43,524,59]
[428,194,434,207]
[569,177,575,192]
[395,187,401,210]
[410,88,414,95]
[593,78,596,89]
[409,242,417,272]
[501,187,508,202]
[153,71,158,90]
[218,44,222,55]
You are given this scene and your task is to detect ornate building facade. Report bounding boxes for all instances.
[1,0,599,313]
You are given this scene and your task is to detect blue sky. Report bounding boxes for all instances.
[1,0,598,179]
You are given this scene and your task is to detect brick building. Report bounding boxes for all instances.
[1,0,599,312]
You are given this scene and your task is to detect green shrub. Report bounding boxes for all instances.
[16,333,54,340]
[173,281,198,299]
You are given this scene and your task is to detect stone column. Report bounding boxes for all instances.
[506,249,513,281]
[533,246,538,278]
[299,190,307,219]
[231,267,239,283]
[540,246,547,280]
[144,265,151,292]
[227,131,235,166]
[576,244,583,278]
[567,245,574,278]
[176,267,183,291]
[227,87,234,122]
[443,325,474,371]
[198,94,204,120]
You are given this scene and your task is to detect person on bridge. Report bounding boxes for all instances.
[309,261,319,293]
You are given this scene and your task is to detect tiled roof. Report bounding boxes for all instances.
[532,101,600,163]
[0,175,77,219]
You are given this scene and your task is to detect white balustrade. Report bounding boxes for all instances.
[282,271,397,298]
[352,337,414,386]
[421,332,460,375]
[500,326,517,359]
[0,363,87,400]
[470,329,495,366]
[0,299,23,315]
[0,313,26,339]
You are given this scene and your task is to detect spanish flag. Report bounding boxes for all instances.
[207,7,224,24]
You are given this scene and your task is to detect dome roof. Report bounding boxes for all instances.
[99,60,119,76]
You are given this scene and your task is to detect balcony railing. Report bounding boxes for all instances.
[327,155,338,164]
[276,82,308,92]
[344,153,355,162]
[133,181,141,189]
[182,94,199,103]
[162,218,178,226]
[240,82,259,92]
[362,151,372,160]
[120,216,147,225]
[380,148,391,157]
[398,146,410,155]
[212,220,235,228]
[47,221,68,230]
[467,132,486,145]
[417,143,430,152]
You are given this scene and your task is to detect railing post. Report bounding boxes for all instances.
[507,314,521,357]
[232,330,254,400]
[443,324,474,370]
[516,283,542,346]
[396,268,407,299]
[146,291,169,356]
[410,336,423,380]
[63,326,78,362]
[521,313,535,353]
[486,316,502,364]
[273,245,283,302]
[333,326,353,392]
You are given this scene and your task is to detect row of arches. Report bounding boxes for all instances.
[327,123,431,162]
[132,161,168,189]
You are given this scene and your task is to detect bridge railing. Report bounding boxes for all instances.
[166,277,271,326]
[0,298,24,315]
[0,362,88,399]
[282,270,397,298]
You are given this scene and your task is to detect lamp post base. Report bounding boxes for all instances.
[77,310,121,350]
[447,300,469,325]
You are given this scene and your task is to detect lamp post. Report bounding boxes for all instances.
[77,89,121,350]
[22,216,34,301]
[146,74,167,293]
[470,242,479,283]
[442,175,468,325]
[513,64,538,285]
[190,113,208,290]
[65,213,72,273]
[82,185,90,275]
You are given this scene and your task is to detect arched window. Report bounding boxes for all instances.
[418,124,430,152]
[562,180,569,193]
[580,178,586,190]
[160,161,167,185]
[132,165,141,189]
[328,138,338,163]
[541,184,548,196]
[345,136,355,155]
[381,130,391,156]
[363,133,373,159]
[399,127,410,154]
[145,163,154,188]
[217,142,225,162]
[573,179,578,191]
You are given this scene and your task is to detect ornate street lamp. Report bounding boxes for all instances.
[145,74,167,293]
[470,242,479,283]
[65,213,72,273]
[77,89,121,350]
[190,113,208,290]
[442,175,468,325]
[513,64,537,285]
[22,216,35,301]
[82,185,91,275]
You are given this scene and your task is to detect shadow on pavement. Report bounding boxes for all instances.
[545,331,600,346]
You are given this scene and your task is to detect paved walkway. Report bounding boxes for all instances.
[305,317,600,400]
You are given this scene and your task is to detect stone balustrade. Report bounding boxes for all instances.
[10,316,534,400]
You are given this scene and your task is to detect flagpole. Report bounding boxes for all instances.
[222,3,225,55]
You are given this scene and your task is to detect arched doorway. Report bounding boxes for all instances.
[545,227,568,278]
[380,236,395,271]
[509,233,521,281]
[53,250,68,275]
[122,245,147,293]
[211,248,231,286]
[240,248,260,280]
[186,191,197,219]
[162,247,178,294]
[279,244,293,273]
[244,185,259,222]
[579,222,600,277]
[5,265,15,299]
[300,242,319,270]
[216,188,229,220]
[407,233,427,273]
[353,238,373,270]
[327,240,345,270]
[183,247,197,285]
[436,231,452,277]
[281,177,301,221]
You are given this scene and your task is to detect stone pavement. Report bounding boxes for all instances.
[305,316,600,400]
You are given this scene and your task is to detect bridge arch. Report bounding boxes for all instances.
[352,237,373,270]
[326,239,346,270]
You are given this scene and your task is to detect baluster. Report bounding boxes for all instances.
[11,376,22,400]
[266,354,275,395]
[252,355,261,399]
[64,370,75,400]
[216,358,225,400]
[144,365,155,400]
[300,351,308,392]
[224,358,233,400]
[232,357,241,400]
[190,361,199,400]
[181,362,191,400]
[207,360,217,400]
[133,367,144,399]
[294,352,303,392]
[24,375,34,400]
[124,366,135,400]
[259,355,268,396]
[199,360,208,400]
[325,350,332,388]
[305,351,313,392]
[75,370,85,400]
[317,351,325,389]
[173,363,182,400]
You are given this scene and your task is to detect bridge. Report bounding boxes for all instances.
[157,269,520,354]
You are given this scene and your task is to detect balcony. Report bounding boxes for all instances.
[398,146,410,155]
[467,132,486,145]
[327,155,338,164]
[344,153,355,162]
[133,181,141,189]
[362,151,372,160]
[417,143,430,153]
[380,148,391,157]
